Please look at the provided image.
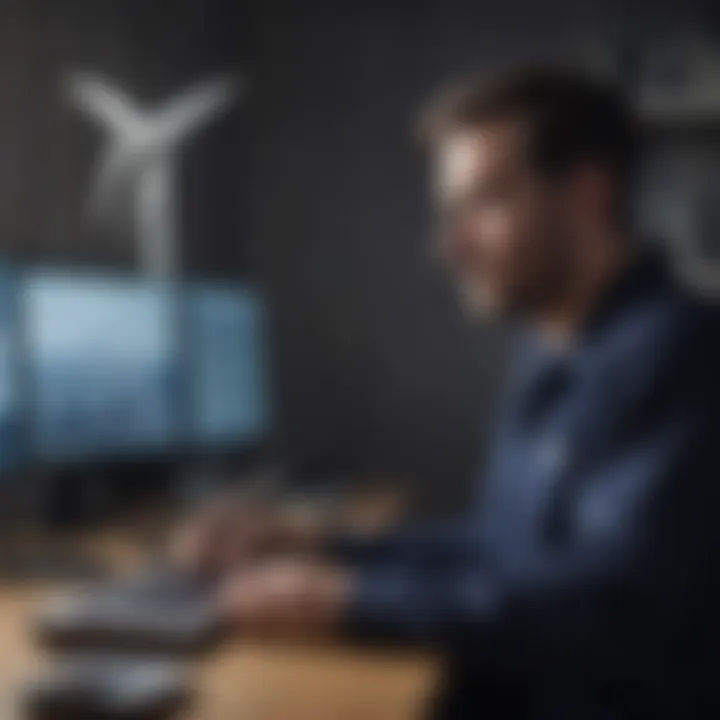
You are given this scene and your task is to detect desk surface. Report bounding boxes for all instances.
[0,530,440,720]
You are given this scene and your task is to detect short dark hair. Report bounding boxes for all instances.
[418,65,642,192]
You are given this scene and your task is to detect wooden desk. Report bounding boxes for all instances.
[0,530,440,720]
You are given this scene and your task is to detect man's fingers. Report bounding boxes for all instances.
[216,561,353,636]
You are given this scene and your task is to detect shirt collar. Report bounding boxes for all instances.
[579,246,671,343]
[511,246,672,383]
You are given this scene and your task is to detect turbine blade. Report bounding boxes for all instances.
[155,75,241,142]
[67,73,143,133]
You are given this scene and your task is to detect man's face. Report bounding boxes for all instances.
[433,121,574,319]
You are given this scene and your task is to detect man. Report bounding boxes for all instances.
[182,67,720,718]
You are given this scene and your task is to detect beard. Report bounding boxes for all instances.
[455,274,511,320]
[454,256,571,323]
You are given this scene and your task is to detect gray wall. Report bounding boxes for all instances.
[0,0,714,512]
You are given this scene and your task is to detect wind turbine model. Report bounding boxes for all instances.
[68,73,241,277]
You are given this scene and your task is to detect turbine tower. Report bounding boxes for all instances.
[68,73,241,277]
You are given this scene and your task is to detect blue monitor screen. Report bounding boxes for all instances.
[25,272,179,461]
[0,265,23,470]
[189,286,271,447]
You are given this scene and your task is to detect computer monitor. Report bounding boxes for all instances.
[23,271,180,462]
[0,264,24,471]
[187,285,271,449]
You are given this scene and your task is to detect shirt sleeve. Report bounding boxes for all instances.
[326,520,485,567]
[345,323,720,675]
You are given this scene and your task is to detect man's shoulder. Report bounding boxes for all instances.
[584,282,720,411]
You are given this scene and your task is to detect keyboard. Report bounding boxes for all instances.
[34,568,220,655]
[24,653,192,720]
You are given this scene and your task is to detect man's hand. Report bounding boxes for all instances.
[216,558,354,638]
[171,492,280,575]
[171,493,341,576]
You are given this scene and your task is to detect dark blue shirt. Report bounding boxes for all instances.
[338,252,720,717]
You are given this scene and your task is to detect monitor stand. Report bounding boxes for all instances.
[0,470,112,583]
